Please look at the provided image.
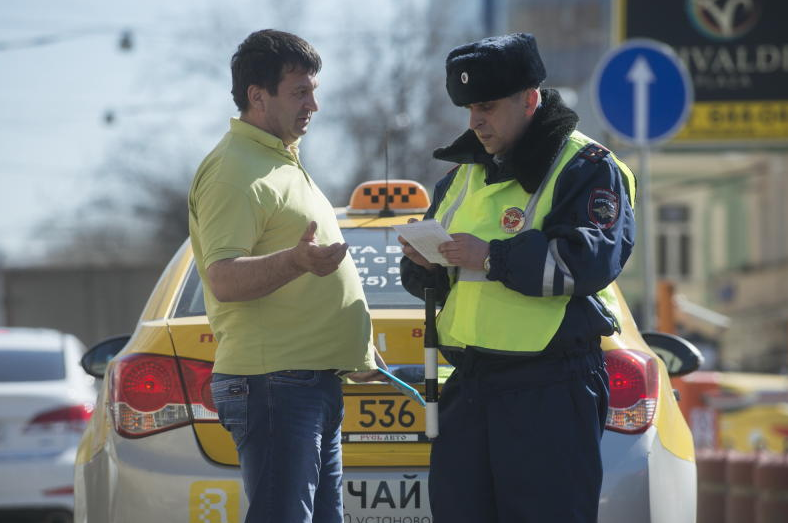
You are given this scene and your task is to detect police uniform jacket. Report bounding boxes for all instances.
[400,89,636,358]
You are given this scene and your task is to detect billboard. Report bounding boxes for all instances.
[618,0,788,141]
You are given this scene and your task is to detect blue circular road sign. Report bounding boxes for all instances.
[592,39,693,146]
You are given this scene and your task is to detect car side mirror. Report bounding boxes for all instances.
[81,334,130,378]
[640,331,704,377]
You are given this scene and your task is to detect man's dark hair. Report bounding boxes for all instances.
[231,29,322,112]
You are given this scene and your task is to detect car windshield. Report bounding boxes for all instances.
[342,227,423,309]
[174,227,423,317]
[0,349,66,382]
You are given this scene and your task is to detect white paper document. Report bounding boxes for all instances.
[392,219,454,266]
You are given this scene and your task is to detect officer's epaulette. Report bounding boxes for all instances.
[578,143,610,164]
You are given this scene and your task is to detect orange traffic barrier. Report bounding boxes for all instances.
[726,451,757,523]
[755,452,788,523]
[697,448,728,523]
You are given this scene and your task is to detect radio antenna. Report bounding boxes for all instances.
[379,129,395,218]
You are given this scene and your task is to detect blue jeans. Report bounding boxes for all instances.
[211,370,344,523]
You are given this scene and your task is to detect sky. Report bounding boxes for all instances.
[0,0,409,266]
[1,0,223,264]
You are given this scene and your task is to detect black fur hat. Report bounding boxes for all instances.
[445,33,546,106]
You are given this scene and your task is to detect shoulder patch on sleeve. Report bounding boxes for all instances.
[579,143,610,164]
[588,188,620,230]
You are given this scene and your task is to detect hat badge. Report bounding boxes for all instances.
[460,71,469,84]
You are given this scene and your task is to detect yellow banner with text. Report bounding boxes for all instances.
[676,101,788,141]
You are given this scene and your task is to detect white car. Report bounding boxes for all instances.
[0,327,95,523]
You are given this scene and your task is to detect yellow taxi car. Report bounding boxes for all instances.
[75,180,701,523]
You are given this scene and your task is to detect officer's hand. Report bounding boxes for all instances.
[438,233,489,270]
[398,218,438,270]
[292,221,348,277]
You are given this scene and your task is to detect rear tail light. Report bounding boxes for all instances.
[178,358,218,420]
[605,349,659,434]
[110,353,217,438]
[26,404,94,433]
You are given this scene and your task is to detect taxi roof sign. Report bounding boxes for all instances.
[347,180,430,215]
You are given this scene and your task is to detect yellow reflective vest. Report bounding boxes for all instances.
[433,131,636,353]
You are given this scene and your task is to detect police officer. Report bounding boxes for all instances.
[399,33,636,522]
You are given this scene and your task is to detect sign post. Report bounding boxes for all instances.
[592,39,693,331]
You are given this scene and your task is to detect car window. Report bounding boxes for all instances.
[173,227,423,317]
[0,349,66,382]
[173,265,205,318]
[342,227,423,309]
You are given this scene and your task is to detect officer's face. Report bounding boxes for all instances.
[467,89,536,155]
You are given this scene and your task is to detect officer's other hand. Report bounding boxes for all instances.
[293,221,348,277]
[398,218,438,270]
[438,233,489,270]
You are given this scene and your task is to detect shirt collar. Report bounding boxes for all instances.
[229,117,301,154]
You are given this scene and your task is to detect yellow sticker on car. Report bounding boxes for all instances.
[189,481,241,523]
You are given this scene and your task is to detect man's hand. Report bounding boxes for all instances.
[438,233,490,270]
[345,347,388,383]
[398,218,438,270]
[292,221,348,277]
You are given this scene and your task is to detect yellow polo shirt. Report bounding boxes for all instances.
[188,118,376,375]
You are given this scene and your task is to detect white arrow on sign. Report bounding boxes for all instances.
[626,56,655,146]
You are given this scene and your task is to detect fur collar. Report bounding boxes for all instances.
[433,88,579,193]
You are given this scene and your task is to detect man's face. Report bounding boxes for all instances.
[259,68,319,146]
[466,90,532,155]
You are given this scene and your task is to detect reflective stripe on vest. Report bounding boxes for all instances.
[433,130,635,353]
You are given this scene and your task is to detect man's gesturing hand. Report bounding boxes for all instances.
[438,233,490,270]
[397,218,438,270]
[292,221,348,277]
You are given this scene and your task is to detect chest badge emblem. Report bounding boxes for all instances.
[501,207,525,233]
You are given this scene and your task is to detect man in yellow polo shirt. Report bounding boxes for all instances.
[188,29,384,523]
